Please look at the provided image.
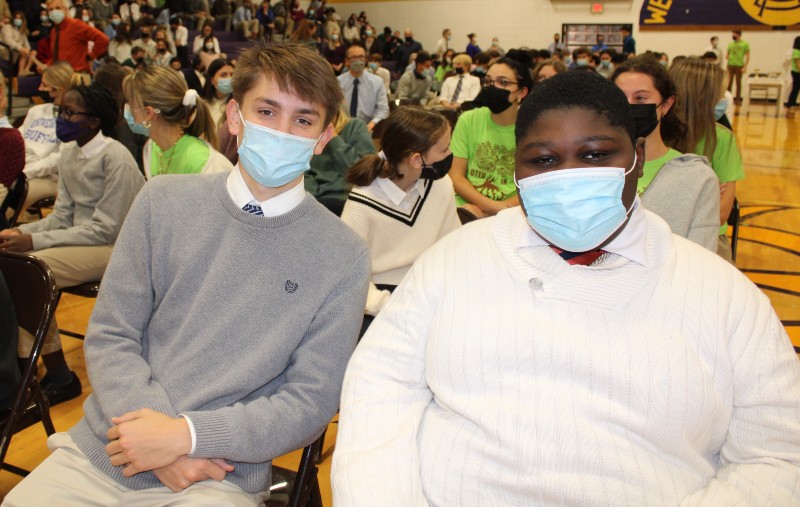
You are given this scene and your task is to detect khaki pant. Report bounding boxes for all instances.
[2,432,268,506]
[17,244,114,357]
[21,177,58,218]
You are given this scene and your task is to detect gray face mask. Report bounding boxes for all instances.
[349,60,366,73]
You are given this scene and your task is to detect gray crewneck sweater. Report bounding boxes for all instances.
[18,138,144,250]
[70,172,370,493]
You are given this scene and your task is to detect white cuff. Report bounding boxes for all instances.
[179,414,197,455]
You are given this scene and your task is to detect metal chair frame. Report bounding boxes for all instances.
[0,252,58,477]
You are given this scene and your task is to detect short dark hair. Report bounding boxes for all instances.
[516,71,635,144]
[73,83,119,137]
[416,50,432,64]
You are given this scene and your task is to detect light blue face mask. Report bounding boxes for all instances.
[215,77,233,96]
[124,104,151,137]
[49,9,65,24]
[516,153,637,252]
[237,109,320,188]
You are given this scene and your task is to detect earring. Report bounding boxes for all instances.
[143,119,152,128]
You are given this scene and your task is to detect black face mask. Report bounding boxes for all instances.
[404,36,412,43]
[420,153,453,180]
[455,67,465,75]
[630,103,659,138]
[476,86,512,114]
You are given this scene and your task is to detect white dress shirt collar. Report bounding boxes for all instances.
[0,116,11,129]
[78,131,111,160]
[374,176,424,207]
[227,164,306,217]
[515,197,649,267]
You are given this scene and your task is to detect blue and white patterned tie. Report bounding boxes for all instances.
[242,203,264,216]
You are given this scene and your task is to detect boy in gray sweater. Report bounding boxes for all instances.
[3,44,370,506]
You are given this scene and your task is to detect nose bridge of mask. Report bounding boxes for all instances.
[236,103,323,157]
[515,152,636,190]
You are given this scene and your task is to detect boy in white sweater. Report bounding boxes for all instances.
[333,71,800,505]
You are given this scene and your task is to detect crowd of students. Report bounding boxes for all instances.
[1,1,799,505]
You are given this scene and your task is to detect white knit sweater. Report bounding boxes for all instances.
[332,207,800,506]
[341,175,461,315]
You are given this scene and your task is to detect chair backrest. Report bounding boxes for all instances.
[727,197,740,262]
[0,252,58,466]
[1,173,28,228]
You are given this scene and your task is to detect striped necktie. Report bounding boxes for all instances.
[551,247,606,265]
[242,203,264,216]
[452,75,464,103]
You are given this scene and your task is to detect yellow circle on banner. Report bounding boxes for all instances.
[738,0,800,26]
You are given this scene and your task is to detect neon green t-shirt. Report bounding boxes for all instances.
[638,148,681,196]
[450,107,517,206]
[150,135,210,176]
[727,40,750,67]
[695,124,745,235]
[792,49,800,73]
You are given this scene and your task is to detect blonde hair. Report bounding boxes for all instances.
[123,65,218,149]
[452,54,472,67]
[42,61,83,92]
[667,58,724,159]
[332,108,349,135]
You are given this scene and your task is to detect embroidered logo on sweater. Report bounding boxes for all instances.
[285,280,299,293]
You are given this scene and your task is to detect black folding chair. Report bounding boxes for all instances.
[727,197,740,262]
[267,435,324,507]
[0,252,58,477]
[1,172,28,229]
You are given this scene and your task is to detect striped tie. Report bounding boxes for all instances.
[452,75,464,103]
[242,203,264,216]
[551,247,606,265]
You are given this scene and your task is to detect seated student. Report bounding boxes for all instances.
[121,44,147,70]
[306,109,375,216]
[368,52,391,94]
[612,56,719,252]
[666,58,744,262]
[18,62,89,216]
[123,65,233,179]
[332,70,800,506]
[341,107,460,320]
[531,57,567,84]
[202,58,234,128]
[3,43,370,507]
[396,50,434,104]
[0,83,145,406]
[437,53,481,110]
[450,50,532,219]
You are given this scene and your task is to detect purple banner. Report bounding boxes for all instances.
[639,0,800,28]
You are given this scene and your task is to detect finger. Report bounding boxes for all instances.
[210,458,235,472]
[204,461,228,482]
[111,411,140,424]
[105,440,121,456]
[107,426,120,440]
[108,453,130,467]
[122,463,142,477]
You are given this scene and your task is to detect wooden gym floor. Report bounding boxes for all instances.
[1,104,798,503]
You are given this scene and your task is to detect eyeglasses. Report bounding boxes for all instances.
[483,77,518,89]
[53,106,93,120]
